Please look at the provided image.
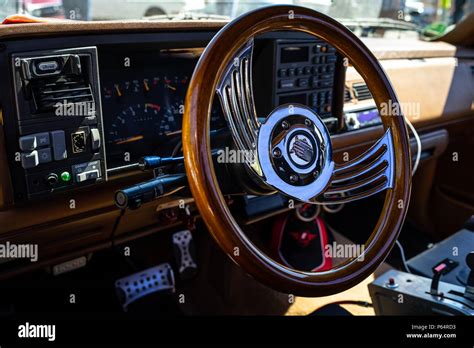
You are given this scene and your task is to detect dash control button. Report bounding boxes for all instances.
[51,130,67,161]
[38,148,52,164]
[19,132,49,151]
[19,135,37,151]
[21,151,39,169]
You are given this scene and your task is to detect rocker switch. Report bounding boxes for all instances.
[90,128,101,151]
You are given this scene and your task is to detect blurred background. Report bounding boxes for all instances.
[0,0,472,37]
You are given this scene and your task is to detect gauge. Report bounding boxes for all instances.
[107,103,163,146]
[101,68,227,169]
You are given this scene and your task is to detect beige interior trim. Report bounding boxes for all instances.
[361,38,474,60]
[345,57,474,126]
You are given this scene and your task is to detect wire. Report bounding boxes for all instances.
[395,239,412,273]
[404,116,421,176]
[111,209,125,248]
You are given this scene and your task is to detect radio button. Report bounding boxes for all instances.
[278,69,287,77]
[279,79,294,89]
[51,130,67,161]
[287,68,295,77]
[297,78,309,88]
[320,80,333,88]
[21,151,39,169]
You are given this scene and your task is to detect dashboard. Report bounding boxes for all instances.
[1,31,348,204]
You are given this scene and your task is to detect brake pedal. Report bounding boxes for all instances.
[172,230,198,280]
[115,263,175,311]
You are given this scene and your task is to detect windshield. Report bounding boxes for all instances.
[1,0,473,37]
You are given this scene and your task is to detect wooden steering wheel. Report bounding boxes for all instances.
[183,5,411,297]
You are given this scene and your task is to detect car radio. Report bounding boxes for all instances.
[265,39,346,132]
[7,47,107,202]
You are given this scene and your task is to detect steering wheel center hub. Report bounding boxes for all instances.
[257,104,334,202]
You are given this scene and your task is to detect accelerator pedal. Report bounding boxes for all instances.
[115,263,175,311]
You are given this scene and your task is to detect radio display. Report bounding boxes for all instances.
[279,93,307,105]
[280,46,309,64]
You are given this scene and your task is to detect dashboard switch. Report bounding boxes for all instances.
[51,130,67,161]
[38,148,52,164]
[19,132,50,151]
[19,135,37,151]
[72,160,101,183]
[76,169,100,183]
[19,135,36,151]
[21,151,39,169]
[90,128,101,151]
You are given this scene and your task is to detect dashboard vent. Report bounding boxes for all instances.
[353,82,372,101]
[31,78,94,114]
[344,88,352,103]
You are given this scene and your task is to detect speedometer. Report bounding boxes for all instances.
[108,103,163,146]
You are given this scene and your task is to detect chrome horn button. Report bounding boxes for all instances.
[258,104,334,203]
[288,132,316,167]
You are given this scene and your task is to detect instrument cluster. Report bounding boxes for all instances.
[100,51,225,170]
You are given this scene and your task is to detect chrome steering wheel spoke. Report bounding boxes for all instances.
[317,129,395,204]
[216,39,263,175]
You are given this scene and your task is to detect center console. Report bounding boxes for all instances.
[7,47,107,202]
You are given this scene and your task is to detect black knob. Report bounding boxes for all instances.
[45,173,59,186]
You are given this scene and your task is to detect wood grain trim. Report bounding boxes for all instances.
[0,20,228,40]
[183,5,411,296]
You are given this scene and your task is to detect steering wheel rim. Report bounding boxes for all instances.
[183,5,411,297]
